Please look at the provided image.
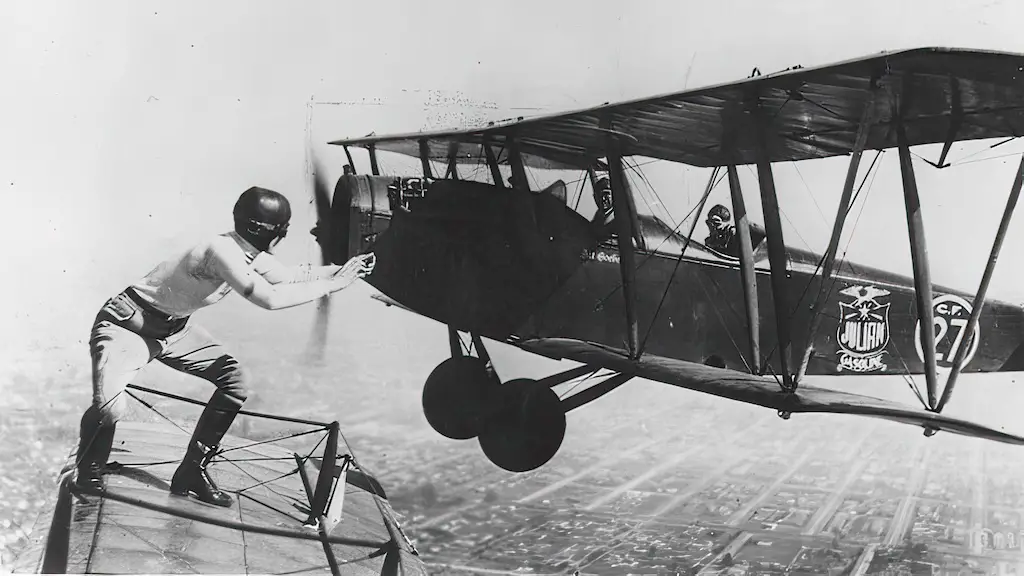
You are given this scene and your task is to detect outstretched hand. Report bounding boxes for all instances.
[329,253,376,291]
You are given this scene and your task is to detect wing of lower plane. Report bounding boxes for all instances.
[330,47,1024,170]
[517,337,1024,445]
[13,386,427,575]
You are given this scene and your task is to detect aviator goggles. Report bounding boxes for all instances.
[246,219,289,238]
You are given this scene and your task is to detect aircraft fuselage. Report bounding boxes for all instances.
[331,175,1024,378]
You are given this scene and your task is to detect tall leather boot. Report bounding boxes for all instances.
[75,405,117,490]
[169,391,240,507]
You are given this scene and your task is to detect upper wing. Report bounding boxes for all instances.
[330,47,1024,168]
[518,337,1024,446]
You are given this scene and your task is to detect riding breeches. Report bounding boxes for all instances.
[89,289,250,423]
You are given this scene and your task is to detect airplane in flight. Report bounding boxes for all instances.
[311,47,1024,474]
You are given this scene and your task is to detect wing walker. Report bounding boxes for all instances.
[17,46,1024,576]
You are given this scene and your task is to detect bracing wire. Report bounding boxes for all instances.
[756,150,885,380]
[637,166,722,356]
[626,157,678,229]
[539,167,728,342]
[791,162,830,231]
[121,384,378,505]
[742,164,815,254]
[572,173,587,212]
[586,168,729,315]
[794,150,886,331]
[692,271,752,373]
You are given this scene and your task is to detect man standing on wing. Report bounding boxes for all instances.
[75,186,375,508]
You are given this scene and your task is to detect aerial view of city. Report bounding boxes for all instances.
[358,391,1024,575]
[4,297,1024,575]
[260,323,1024,576]
[10,2,1024,575]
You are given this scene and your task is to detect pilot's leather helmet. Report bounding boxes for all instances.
[233,187,292,242]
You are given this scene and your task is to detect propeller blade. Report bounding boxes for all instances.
[307,296,330,363]
[311,154,334,266]
[306,148,333,363]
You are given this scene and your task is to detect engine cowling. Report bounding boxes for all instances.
[325,174,396,264]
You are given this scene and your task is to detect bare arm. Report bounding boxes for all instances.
[209,239,333,310]
[251,253,342,285]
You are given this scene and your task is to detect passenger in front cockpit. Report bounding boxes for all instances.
[590,175,615,240]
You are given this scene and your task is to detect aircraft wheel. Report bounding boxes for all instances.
[422,357,498,440]
[478,379,566,473]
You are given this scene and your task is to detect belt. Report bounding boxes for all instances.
[124,287,182,322]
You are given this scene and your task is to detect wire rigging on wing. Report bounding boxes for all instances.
[626,157,678,230]
[791,150,886,330]
[757,150,886,381]
[588,167,729,315]
[742,165,815,254]
[123,388,328,509]
[117,385,395,530]
[637,166,722,357]
[924,136,1024,168]
[790,162,829,230]
[572,173,587,212]
[558,369,606,400]
[693,271,753,373]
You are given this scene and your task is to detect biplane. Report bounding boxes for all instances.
[312,47,1024,474]
[13,385,426,575]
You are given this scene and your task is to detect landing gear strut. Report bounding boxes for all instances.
[420,329,567,472]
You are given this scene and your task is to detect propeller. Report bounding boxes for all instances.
[306,147,334,363]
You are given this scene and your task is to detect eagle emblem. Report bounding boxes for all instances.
[836,285,891,372]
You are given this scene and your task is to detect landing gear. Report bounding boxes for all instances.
[421,330,568,472]
[478,379,566,473]
[422,356,499,440]
[422,360,566,471]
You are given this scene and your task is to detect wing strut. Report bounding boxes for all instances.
[561,372,634,412]
[796,89,878,382]
[727,165,760,374]
[936,154,1024,412]
[926,76,963,170]
[508,138,529,190]
[303,422,343,576]
[418,140,434,179]
[753,104,795,390]
[897,109,940,410]
[368,144,380,175]
[445,142,460,180]
[344,145,357,175]
[607,145,641,359]
[483,139,505,187]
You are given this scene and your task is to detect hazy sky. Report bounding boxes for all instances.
[4,0,1024,407]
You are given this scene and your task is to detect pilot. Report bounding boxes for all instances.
[590,175,615,239]
[75,187,375,508]
[704,204,739,257]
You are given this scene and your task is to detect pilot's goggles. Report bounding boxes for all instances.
[248,219,289,238]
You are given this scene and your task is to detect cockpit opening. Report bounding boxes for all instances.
[379,169,771,267]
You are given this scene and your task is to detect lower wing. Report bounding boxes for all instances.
[517,338,1024,446]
